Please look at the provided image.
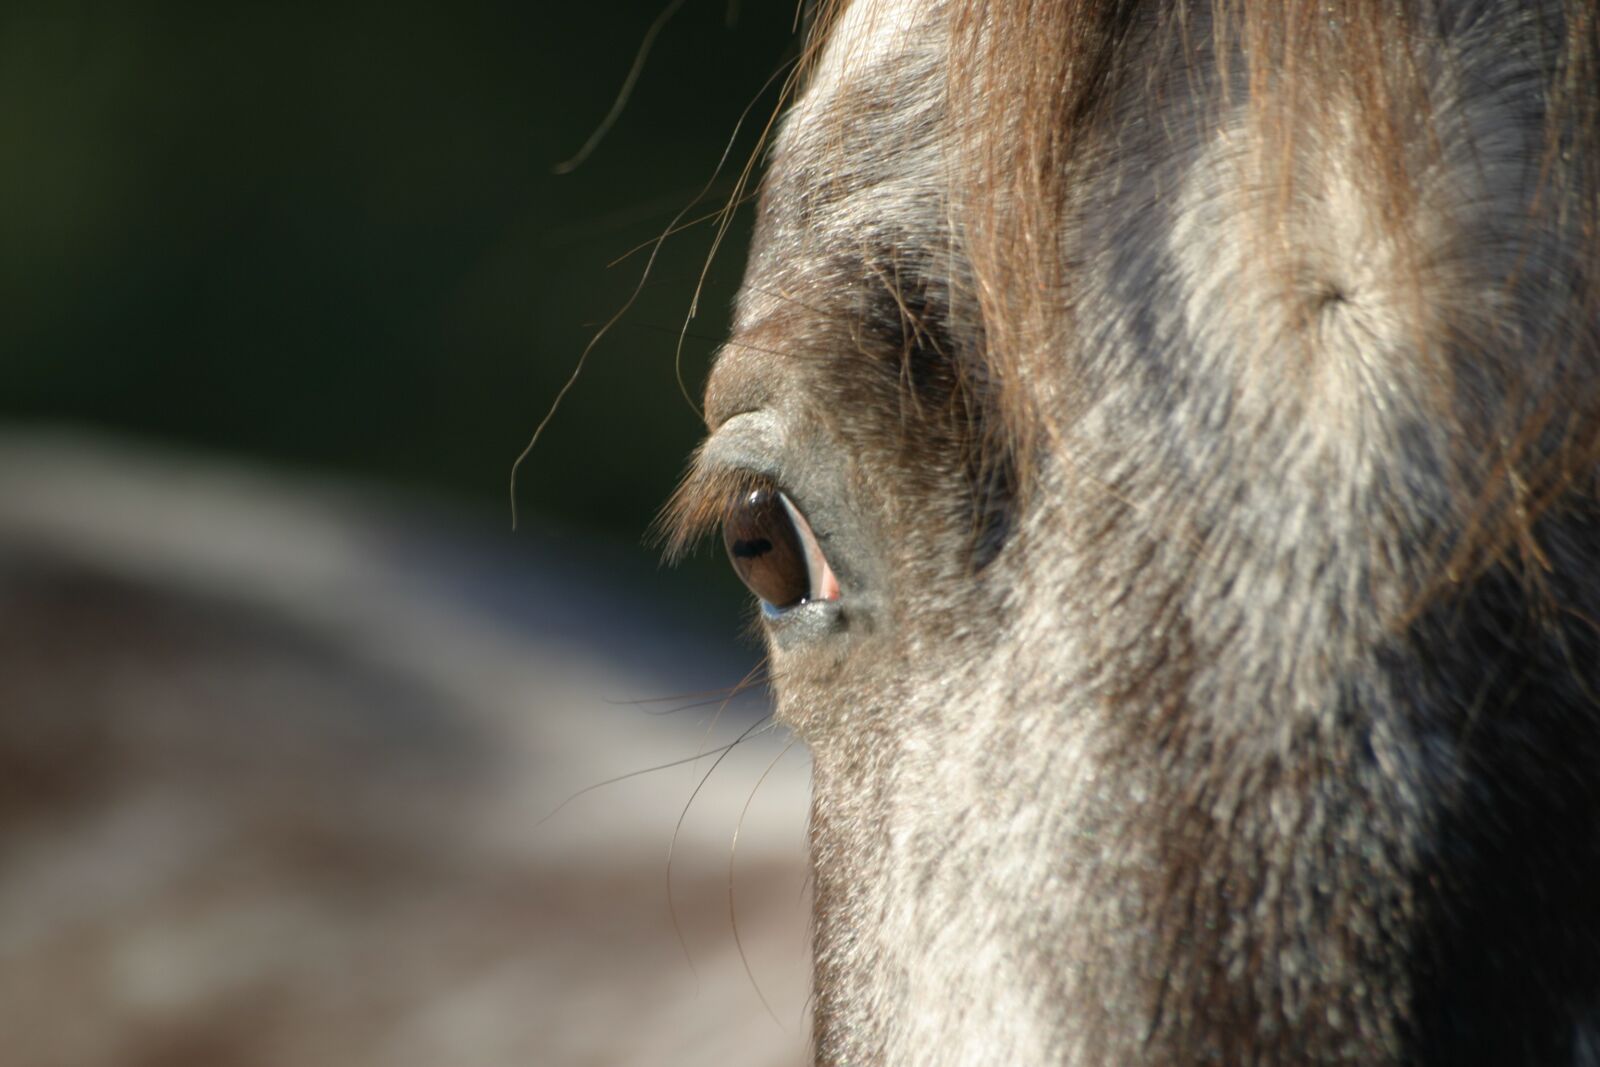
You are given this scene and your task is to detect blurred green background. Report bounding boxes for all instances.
[0,2,797,598]
[0,12,812,1061]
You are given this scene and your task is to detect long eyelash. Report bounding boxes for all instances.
[653,460,768,563]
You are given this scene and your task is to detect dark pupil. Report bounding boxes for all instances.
[723,488,810,608]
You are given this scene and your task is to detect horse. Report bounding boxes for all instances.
[665,1,1600,1063]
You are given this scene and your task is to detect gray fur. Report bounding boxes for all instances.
[689,1,1600,1063]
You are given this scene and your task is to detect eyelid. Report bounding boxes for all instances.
[700,410,840,574]
[699,410,786,480]
[658,410,788,563]
[672,409,848,628]
[668,413,859,646]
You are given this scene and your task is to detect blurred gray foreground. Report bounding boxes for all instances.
[0,429,810,1067]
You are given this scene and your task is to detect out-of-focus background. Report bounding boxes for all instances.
[1,4,811,1064]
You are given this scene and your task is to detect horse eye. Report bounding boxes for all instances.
[722,487,840,612]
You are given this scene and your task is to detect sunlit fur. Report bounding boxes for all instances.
[672,1,1600,1063]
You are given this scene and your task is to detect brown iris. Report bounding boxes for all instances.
[723,487,811,608]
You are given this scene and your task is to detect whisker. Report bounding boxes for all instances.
[553,0,690,175]
[511,56,796,530]
[666,708,777,980]
[603,674,771,708]
[664,656,772,972]
[729,737,798,1030]
[535,734,760,828]
[799,987,820,1034]
[640,688,769,717]
[605,189,762,270]
[673,55,804,417]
